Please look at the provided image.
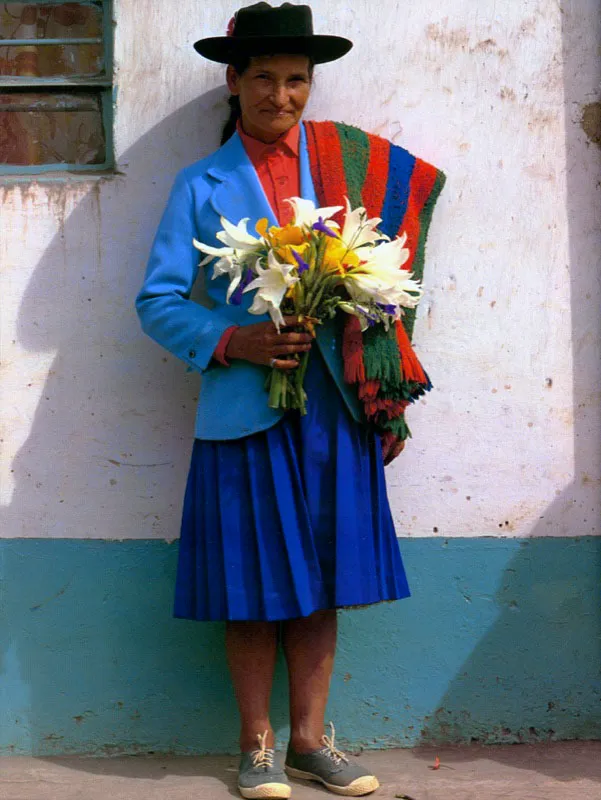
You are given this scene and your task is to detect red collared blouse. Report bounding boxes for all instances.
[213,120,302,365]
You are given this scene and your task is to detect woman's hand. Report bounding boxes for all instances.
[381,431,406,466]
[226,316,312,370]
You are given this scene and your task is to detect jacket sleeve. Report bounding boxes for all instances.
[135,169,234,372]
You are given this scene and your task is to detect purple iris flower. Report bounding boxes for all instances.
[230,269,254,306]
[292,249,310,274]
[358,304,377,326]
[377,303,397,315]
[312,216,337,238]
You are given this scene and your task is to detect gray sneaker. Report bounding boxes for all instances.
[238,731,292,799]
[285,722,379,796]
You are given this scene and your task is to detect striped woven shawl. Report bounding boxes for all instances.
[305,121,446,439]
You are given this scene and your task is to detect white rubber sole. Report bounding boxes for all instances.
[285,766,380,796]
[238,782,292,799]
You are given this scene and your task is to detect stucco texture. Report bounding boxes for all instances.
[1,0,600,541]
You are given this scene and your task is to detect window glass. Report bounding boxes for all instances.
[0,3,104,77]
[0,2,111,172]
[0,91,105,165]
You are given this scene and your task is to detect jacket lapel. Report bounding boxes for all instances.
[207,123,318,226]
[207,133,278,228]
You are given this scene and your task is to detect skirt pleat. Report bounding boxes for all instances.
[174,349,410,622]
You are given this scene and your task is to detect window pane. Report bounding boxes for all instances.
[0,3,104,77]
[0,43,103,76]
[0,91,106,165]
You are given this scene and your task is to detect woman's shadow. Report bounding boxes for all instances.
[1,86,293,771]
[3,89,227,546]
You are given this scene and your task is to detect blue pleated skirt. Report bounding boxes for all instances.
[174,349,410,622]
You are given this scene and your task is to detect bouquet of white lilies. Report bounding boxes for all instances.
[193,197,423,414]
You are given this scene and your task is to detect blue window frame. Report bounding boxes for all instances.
[0,0,113,175]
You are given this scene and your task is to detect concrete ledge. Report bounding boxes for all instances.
[2,743,601,799]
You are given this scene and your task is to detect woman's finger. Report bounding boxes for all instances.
[273,343,312,355]
[271,358,299,370]
[267,331,312,345]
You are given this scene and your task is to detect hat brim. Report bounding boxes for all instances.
[193,34,353,65]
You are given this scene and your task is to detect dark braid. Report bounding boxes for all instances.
[220,55,252,145]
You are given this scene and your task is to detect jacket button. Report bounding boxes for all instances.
[189,349,196,358]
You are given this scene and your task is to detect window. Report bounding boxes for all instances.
[0,1,113,174]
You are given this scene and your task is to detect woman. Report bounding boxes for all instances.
[136,4,444,798]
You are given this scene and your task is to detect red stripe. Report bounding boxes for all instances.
[361,133,389,219]
[395,320,428,384]
[313,121,348,224]
[342,314,366,384]
[408,157,438,211]
[399,158,438,270]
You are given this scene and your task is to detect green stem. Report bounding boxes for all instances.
[293,350,310,415]
[268,368,283,409]
[308,279,328,317]
[314,236,327,272]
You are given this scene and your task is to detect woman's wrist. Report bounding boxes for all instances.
[214,325,239,365]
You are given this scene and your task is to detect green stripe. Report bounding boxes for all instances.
[363,324,402,391]
[402,169,446,340]
[334,123,371,210]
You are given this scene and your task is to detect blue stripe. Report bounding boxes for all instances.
[380,144,416,238]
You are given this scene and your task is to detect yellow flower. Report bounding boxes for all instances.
[255,218,269,237]
[266,223,305,248]
[263,225,311,266]
[321,237,361,273]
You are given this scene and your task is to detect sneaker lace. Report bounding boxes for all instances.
[251,730,275,769]
[319,721,348,766]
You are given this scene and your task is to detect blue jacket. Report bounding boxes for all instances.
[136,122,362,440]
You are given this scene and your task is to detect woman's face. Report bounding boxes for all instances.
[226,54,312,143]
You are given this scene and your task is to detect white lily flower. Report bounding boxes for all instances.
[243,250,299,330]
[193,217,265,301]
[345,235,422,309]
[361,234,410,271]
[192,239,245,302]
[216,216,263,250]
[193,216,262,266]
[339,196,386,251]
[193,238,234,267]
[285,197,343,229]
[346,268,422,309]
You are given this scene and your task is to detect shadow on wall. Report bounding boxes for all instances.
[1,88,297,756]
[2,88,230,544]
[413,0,601,761]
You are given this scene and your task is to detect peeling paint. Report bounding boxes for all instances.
[425,21,470,49]
[580,102,601,148]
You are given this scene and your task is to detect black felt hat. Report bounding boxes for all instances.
[194,2,353,65]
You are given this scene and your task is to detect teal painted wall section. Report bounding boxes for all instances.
[1,537,600,755]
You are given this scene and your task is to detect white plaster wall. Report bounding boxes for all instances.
[1,0,599,539]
